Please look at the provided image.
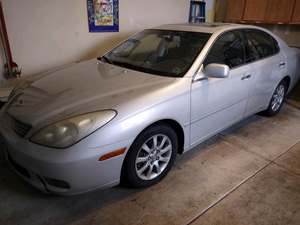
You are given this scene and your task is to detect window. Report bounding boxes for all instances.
[244,30,279,60]
[244,32,260,63]
[204,31,245,68]
[104,29,211,77]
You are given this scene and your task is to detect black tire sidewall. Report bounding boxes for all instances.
[122,124,178,188]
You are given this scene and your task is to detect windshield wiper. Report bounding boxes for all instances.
[97,56,114,65]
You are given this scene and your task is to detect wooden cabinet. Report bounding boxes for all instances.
[265,0,295,23]
[291,0,300,23]
[223,0,300,25]
[225,0,245,22]
[243,0,268,22]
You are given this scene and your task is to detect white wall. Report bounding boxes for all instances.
[0,39,5,84]
[205,0,215,22]
[0,55,4,83]
[2,0,189,76]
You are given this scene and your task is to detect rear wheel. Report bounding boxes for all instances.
[122,124,177,188]
[261,80,287,117]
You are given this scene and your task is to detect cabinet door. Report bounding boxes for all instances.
[291,0,300,23]
[243,0,268,22]
[265,0,295,23]
[225,0,245,22]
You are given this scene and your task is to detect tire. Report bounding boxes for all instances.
[121,123,178,188]
[261,80,287,117]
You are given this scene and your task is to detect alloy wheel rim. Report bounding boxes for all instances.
[271,84,285,112]
[135,134,172,181]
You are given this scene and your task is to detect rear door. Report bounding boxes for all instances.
[243,29,287,116]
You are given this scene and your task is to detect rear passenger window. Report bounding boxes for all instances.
[204,31,245,69]
[245,30,279,60]
[244,33,260,63]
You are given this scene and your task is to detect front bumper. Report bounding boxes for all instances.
[0,114,132,195]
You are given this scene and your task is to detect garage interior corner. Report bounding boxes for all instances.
[0,103,300,225]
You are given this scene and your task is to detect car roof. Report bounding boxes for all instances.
[154,23,257,34]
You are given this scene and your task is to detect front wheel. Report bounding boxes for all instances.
[261,80,287,117]
[121,124,178,188]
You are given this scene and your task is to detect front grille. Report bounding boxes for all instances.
[8,115,32,137]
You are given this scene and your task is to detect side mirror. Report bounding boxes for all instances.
[204,63,230,79]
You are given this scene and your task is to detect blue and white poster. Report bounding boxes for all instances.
[87,0,119,32]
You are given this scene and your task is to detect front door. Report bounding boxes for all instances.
[190,30,252,146]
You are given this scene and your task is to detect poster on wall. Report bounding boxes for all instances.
[87,0,119,32]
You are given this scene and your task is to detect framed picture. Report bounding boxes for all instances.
[87,0,119,32]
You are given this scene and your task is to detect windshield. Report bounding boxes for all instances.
[103,29,211,77]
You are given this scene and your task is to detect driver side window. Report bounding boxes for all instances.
[204,31,245,69]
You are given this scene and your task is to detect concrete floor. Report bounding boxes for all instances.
[0,104,300,225]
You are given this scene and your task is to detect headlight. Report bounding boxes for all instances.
[30,110,117,148]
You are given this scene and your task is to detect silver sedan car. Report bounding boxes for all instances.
[0,23,299,195]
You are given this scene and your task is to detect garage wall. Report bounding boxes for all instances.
[261,25,300,48]
[0,38,5,83]
[0,50,4,83]
[1,0,189,76]
[205,0,215,23]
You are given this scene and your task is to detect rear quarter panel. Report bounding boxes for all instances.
[281,46,300,92]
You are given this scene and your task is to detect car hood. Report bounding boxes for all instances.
[6,59,178,126]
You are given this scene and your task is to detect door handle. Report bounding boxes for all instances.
[241,74,252,80]
[279,62,286,68]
